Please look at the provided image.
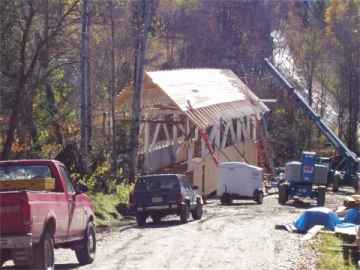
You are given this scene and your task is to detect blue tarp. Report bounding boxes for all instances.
[294,207,341,233]
[343,208,360,224]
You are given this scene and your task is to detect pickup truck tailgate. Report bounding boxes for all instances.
[0,191,31,234]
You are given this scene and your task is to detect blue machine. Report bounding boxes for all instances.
[265,59,360,191]
[284,152,326,205]
[279,152,327,206]
[302,151,316,182]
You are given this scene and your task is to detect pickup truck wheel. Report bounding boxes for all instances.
[136,213,147,226]
[180,204,190,223]
[191,202,203,220]
[33,231,55,270]
[75,222,96,265]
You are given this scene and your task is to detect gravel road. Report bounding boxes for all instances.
[3,191,349,270]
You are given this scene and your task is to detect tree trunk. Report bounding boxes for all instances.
[1,4,34,160]
[80,0,91,173]
[129,0,154,183]
[349,64,359,154]
[41,0,63,146]
[87,2,92,152]
[1,78,25,160]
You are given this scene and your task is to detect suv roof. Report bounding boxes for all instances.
[139,174,186,179]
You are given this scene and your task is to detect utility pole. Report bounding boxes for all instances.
[129,0,154,183]
[109,0,117,172]
[80,0,91,173]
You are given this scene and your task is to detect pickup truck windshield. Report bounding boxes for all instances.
[136,176,179,192]
[0,165,52,180]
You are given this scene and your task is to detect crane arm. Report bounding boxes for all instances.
[264,58,358,166]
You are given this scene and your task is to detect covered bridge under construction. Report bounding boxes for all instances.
[114,69,270,195]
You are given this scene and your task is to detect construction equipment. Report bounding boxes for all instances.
[278,151,328,205]
[264,58,360,191]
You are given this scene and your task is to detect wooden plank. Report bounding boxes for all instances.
[228,119,236,143]
[208,125,217,142]
[162,123,170,141]
[144,122,150,153]
[207,106,219,119]
[260,99,277,103]
[187,142,194,169]
[185,110,201,127]
[202,107,217,123]
[149,123,161,151]
[0,178,55,191]
[152,104,179,111]
[172,122,178,143]
[114,118,185,124]
[335,225,359,237]
[319,230,335,235]
[193,110,210,128]
[188,110,204,127]
[203,106,215,121]
[175,123,186,136]
[301,225,324,241]
[221,121,231,149]
[236,118,242,143]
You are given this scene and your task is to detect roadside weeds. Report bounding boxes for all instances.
[315,233,357,270]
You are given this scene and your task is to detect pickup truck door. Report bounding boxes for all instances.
[59,166,85,240]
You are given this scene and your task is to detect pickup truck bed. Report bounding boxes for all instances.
[0,159,96,269]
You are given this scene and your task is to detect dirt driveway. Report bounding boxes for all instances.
[4,192,348,270]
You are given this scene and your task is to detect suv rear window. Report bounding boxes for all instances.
[136,175,179,192]
[0,165,52,180]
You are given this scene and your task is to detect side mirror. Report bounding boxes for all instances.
[75,182,88,194]
[129,192,134,204]
[192,185,199,190]
[71,175,77,183]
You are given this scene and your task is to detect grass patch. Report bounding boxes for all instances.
[89,184,133,228]
[316,233,357,270]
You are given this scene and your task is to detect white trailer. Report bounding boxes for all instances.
[217,162,264,205]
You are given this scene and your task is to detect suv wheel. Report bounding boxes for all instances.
[151,214,161,224]
[1,252,9,267]
[136,213,147,226]
[191,202,203,220]
[180,204,190,223]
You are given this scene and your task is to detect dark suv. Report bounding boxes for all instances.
[132,174,203,226]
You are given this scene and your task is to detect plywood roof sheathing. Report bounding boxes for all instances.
[116,69,269,129]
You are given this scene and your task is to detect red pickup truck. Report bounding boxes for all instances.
[0,159,96,269]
